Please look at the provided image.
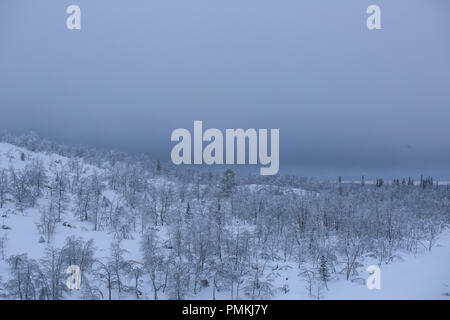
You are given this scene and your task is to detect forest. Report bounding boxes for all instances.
[0,131,448,300]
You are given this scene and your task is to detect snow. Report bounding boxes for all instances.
[190,229,450,300]
[325,229,450,300]
[243,184,317,197]
[0,141,449,300]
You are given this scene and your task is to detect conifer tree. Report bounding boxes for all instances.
[319,255,330,287]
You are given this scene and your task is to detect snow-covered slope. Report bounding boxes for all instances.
[0,142,98,174]
[192,228,450,300]
[242,184,318,197]
[0,142,449,300]
[325,228,450,300]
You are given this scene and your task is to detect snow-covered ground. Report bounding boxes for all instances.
[2,208,449,300]
[189,228,450,300]
[325,229,450,299]
[0,141,449,300]
[242,184,318,197]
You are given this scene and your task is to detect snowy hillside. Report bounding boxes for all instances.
[0,137,449,300]
[241,184,317,197]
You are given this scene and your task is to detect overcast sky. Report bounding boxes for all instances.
[1,0,449,179]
